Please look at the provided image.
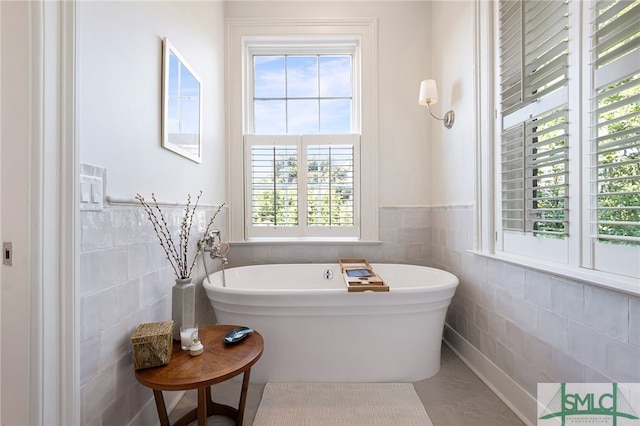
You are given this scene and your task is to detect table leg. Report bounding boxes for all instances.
[152,390,171,426]
[237,369,252,426]
[197,387,207,426]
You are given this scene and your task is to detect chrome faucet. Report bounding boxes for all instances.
[198,229,229,287]
[198,229,229,264]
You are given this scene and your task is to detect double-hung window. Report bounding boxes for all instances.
[226,19,378,243]
[495,0,639,281]
[245,49,360,239]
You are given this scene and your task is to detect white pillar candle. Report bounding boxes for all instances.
[180,327,198,350]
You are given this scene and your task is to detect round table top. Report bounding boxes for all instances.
[135,325,264,392]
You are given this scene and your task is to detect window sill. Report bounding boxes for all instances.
[469,250,640,297]
[230,238,382,246]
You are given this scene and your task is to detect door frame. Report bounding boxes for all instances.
[28,1,78,424]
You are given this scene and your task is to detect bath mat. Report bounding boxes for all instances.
[253,382,434,426]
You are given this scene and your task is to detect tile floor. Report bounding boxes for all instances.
[169,344,525,425]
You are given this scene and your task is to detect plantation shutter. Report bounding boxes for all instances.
[245,134,359,238]
[499,0,570,239]
[307,144,355,227]
[500,0,570,116]
[499,0,523,113]
[590,0,640,247]
[524,109,569,236]
[501,109,569,236]
[248,139,299,229]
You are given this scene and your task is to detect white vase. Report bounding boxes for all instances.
[171,278,195,341]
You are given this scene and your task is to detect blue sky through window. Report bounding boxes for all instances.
[254,55,352,134]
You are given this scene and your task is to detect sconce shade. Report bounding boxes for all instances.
[418,79,439,106]
[418,78,455,129]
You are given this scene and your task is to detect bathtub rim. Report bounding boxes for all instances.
[202,262,459,295]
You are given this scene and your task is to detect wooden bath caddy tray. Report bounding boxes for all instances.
[339,258,389,292]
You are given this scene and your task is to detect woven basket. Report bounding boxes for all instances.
[131,320,174,370]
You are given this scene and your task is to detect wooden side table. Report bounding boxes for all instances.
[135,325,264,426]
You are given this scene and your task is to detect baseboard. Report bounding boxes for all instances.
[443,325,536,426]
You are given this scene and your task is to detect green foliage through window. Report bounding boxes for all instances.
[595,74,640,246]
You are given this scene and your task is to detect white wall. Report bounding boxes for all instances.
[225,1,432,207]
[78,1,226,206]
[428,0,476,206]
[1,2,31,424]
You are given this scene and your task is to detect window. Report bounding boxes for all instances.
[245,50,359,238]
[226,19,378,242]
[498,0,570,262]
[589,0,640,276]
[252,54,353,134]
[493,0,639,281]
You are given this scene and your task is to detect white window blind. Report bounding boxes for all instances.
[499,0,523,113]
[307,144,355,227]
[489,0,640,284]
[250,143,299,227]
[499,0,570,246]
[499,0,569,116]
[502,108,569,237]
[589,0,640,276]
[592,76,640,245]
[245,134,360,239]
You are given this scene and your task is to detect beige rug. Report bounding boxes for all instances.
[252,383,434,426]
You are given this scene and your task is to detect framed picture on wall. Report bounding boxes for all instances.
[162,37,202,163]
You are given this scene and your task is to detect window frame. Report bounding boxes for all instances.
[226,18,379,243]
[474,0,639,295]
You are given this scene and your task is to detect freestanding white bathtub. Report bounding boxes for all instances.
[202,263,458,383]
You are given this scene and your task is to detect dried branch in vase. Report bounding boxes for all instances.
[135,191,225,279]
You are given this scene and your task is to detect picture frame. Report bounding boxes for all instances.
[162,37,202,163]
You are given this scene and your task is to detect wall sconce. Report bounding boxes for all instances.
[418,79,455,129]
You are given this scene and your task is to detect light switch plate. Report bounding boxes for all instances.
[80,175,103,211]
[80,182,91,202]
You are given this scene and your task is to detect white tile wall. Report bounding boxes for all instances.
[230,206,433,267]
[80,202,639,424]
[537,308,568,350]
[506,322,526,360]
[525,270,552,309]
[550,277,585,323]
[631,298,640,347]
[434,206,640,399]
[550,346,584,382]
[605,336,640,382]
[80,202,222,425]
[505,264,525,299]
[567,320,607,372]
[584,286,629,342]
